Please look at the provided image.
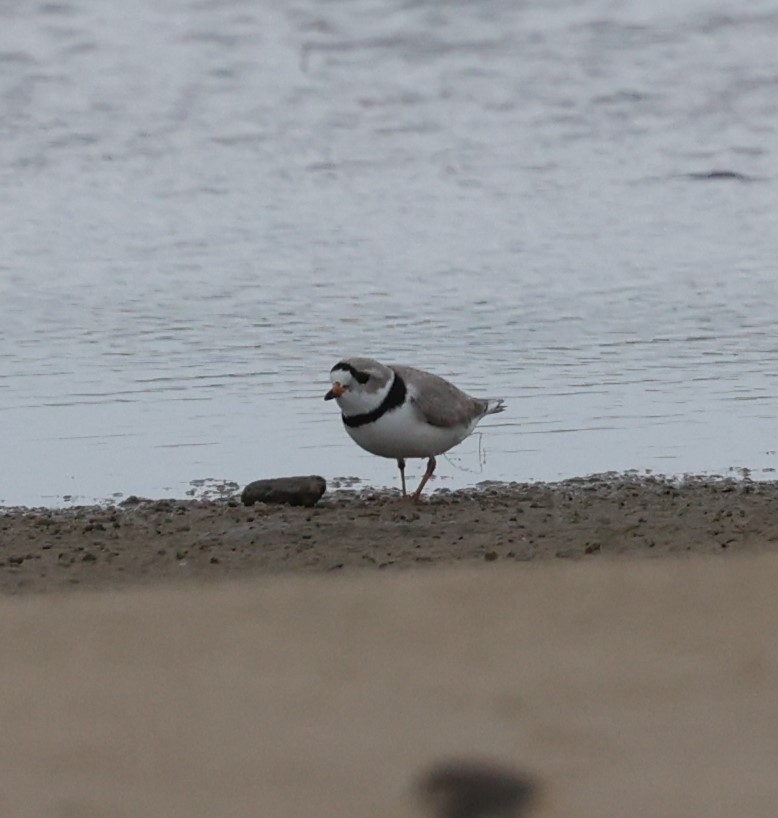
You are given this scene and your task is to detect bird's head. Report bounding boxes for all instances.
[325,358,392,414]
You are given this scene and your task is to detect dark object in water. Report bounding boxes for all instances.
[686,170,753,181]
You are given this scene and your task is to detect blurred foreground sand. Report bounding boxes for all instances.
[1,555,776,817]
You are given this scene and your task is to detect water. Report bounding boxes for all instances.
[2,0,778,506]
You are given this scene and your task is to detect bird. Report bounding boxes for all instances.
[324,357,505,500]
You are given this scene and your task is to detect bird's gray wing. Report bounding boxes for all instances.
[391,365,487,428]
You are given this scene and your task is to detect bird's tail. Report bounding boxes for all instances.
[482,398,506,416]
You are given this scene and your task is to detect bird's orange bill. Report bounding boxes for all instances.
[324,383,345,400]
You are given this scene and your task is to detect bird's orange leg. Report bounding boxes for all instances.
[412,456,436,501]
[397,458,407,497]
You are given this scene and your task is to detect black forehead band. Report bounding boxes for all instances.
[331,362,370,384]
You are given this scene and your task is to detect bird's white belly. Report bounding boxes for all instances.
[344,401,473,459]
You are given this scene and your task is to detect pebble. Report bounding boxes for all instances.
[417,759,538,818]
[241,476,327,508]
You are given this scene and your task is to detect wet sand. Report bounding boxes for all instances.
[0,474,776,594]
[2,475,778,816]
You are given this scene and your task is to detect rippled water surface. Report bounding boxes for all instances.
[2,0,778,505]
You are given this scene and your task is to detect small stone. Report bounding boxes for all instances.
[484,551,499,562]
[417,759,538,818]
[82,552,97,562]
[241,476,327,508]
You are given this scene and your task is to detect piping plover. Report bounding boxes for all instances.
[325,357,505,500]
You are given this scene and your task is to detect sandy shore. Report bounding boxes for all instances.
[0,474,776,593]
[2,475,778,816]
[1,555,777,817]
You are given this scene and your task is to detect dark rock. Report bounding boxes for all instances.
[241,476,326,508]
[417,759,538,818]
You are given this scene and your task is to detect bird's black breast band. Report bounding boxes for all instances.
[342,371,407,428]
